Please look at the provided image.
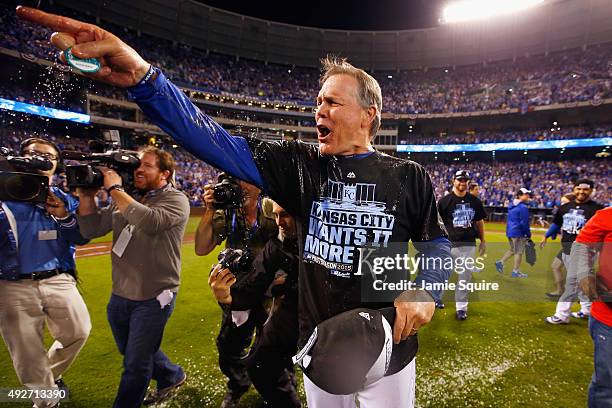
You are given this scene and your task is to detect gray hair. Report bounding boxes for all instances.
[319,56,382,139]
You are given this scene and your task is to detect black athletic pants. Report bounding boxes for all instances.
[216,306,256,396]
[246,295,301,407]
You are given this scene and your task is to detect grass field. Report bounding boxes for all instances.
[0,221,594,407]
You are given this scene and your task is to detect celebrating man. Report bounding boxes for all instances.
[18,7,451,406]
[543,178,604,324]
[437,170,487,320]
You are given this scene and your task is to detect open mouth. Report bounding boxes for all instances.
[317,125,331,139]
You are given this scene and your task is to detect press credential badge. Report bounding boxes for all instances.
[112,225,134,257]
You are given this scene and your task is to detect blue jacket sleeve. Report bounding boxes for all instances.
[521,206,531,238]
[545,223,560,239]
[412,237,452,303]
[127,70,266,189]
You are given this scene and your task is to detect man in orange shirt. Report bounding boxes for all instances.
[571,206,612,407]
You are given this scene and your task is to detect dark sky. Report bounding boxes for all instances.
[196,0,446,31]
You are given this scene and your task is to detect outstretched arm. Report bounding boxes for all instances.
[17,6,267,189]
[17,6,150,87]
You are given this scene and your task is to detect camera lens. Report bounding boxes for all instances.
[3,173,43,201]
[6,175,40,200]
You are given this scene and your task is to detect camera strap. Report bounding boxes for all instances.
[230,196,262,249]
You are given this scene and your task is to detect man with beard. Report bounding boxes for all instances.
[77,147,189,407]
[543,178,604,324]
[437,170,486,321]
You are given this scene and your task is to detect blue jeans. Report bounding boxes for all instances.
[107,294,184,408]
[589,316,612,408]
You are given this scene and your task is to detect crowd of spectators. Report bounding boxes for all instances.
[2,124,609,209]
[426,160,611,208]
[405,125,612,145]
[1,3,611,115]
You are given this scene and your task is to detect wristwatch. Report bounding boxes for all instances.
[106,184,125,195]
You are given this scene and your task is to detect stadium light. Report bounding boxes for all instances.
[441,0,545,24]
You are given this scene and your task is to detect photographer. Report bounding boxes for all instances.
[209,201,300,407]
[76,146,189,408]
[195,175,277,408]
[0,138,91,408]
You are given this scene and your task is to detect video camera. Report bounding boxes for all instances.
[213,174,243,209]
[62,130,140,190]
[0,146,52,203]
[217,248,252,275]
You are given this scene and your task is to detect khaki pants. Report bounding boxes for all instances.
[0,273,91,408]
[508,237,527,255]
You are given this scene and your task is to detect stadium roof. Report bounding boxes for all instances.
[196,0,445,31]
[53,0,612,70]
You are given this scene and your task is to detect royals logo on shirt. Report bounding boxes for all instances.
[303,180,395,277]
[562,209,586,235]
[452,203,475,229]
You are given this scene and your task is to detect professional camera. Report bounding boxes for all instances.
[62,130,140,189]
[217,248,252,275]
[213,175,243,209]
[0,147,52,203]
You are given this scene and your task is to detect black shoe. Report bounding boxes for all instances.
[54,378,67,389]
[456,310,468,321]
[435,301,445,309]
[143,371,187,406]
[545,292,561,299]
[220,390,244,408]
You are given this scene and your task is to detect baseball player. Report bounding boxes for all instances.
[544,179,604,324]
[437,170,487,320]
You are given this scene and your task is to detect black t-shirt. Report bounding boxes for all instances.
[245,139,447,353]
[553,199,604,254]
[437,192,486,245]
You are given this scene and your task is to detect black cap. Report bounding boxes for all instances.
[294,307,414,395]
[454,170,470,180]
[574,178,594,189]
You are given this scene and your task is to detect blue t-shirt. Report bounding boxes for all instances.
[3,187,87,274]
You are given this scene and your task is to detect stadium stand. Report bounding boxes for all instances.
[1,3,611,115]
